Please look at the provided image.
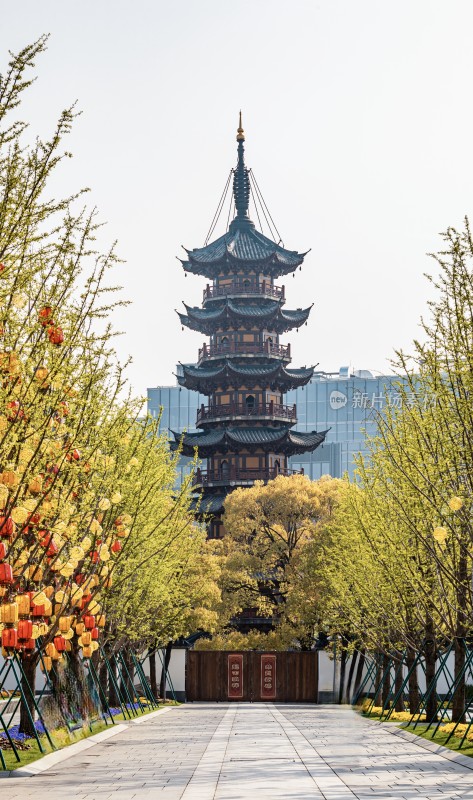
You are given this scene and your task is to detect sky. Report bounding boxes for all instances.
[2,1,473,396]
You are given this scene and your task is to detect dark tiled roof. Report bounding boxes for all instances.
[178,300,311,334]
[190,494,227,514]
[181,222,306,278]
[170,426,328,457]
[177,361,315,394]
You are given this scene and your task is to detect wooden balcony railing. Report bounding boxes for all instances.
[196,402,297,425]
[198,341,290,363]
[203,281,285,302]
[193,466,304,488]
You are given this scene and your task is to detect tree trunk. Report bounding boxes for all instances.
[424,617,438,722]
[337,635,349,704]
[108,655,119,707]
[353,648,366,703]
[345,649,359,705]
[406,646,420,713]
[394,651,405,712]
[159,641,173,701]
[381,652,391,708]
[452,637,466,723]
[452,536,468,723]
[19,651,38,735]
[149,644,158,700]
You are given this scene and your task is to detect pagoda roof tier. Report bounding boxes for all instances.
[177,360,314,394]
[190,493,227,515]
[170,426,328,458]
[180,222,306,279]
[178,299,312,335]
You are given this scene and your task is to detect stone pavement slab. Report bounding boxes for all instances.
[2,703,473,799]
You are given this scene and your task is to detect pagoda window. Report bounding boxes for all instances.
[245,394,256,411]
[221,336,230,350]
[274,459,281,475]
[220,460,230,480]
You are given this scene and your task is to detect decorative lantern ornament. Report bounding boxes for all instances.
[47,325,64,346]
[433,526,448,546]
[448,496,464,512]
[38,306,54,327]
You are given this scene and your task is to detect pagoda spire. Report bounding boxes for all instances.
[232,111,251,224]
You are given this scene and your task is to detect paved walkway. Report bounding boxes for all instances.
[2,704,473,799]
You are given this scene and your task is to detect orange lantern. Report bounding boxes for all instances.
[2,628,17,649]
[83,615,95,630]
[47,325,64,346]
[38,306,54,327]
[91,627,99,640]
[0,542,6,559]
[54,636,66,652]
[18,620,33,640]
[82,645,93,658]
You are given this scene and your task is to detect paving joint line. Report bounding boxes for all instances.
[270,704,357,799]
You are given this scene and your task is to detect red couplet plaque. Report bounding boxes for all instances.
[261,654,277,700]
[227,654,244,699]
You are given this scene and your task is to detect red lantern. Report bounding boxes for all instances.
[0,563,13,584]
[111,540,122,554]
[80,593,92,610]
[23,638,35,651]
[38,306,54,327]
[90,550,99,564]
[0,516,15,539]
[91,626,99,640]
[84,615,95,630]
[32,604,45,617]
[2,628,17,649]
[18,620,33,640]
[0,542,7,559]
[6,400,20,422]
[53,636,66,652]
[47,325,64,346]
[46,542,58,557]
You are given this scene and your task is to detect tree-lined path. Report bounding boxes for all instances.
[2,704,473,799]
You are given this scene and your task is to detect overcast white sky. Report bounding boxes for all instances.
[2,1,473,395]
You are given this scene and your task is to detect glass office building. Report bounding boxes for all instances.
[148,366,415,482]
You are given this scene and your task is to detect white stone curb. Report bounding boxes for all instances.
[0,722,128,779]
[132,705,173,724]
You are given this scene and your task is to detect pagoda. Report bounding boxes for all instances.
[171,116,327,538]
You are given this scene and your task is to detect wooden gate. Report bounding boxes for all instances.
[186,650,318,702]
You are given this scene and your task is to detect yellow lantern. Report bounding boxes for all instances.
[98,498,111,511]
[449,496,464,512]
[82,645,93,658]
[59,615,72,632]
[62,628,74,640]
[96,614,106,628]
[32,590,48,606]
[28,565,44,581]
[0,485,8,509]
[81,631,92,646]
[28,476,43,495]
[433,526,448,546]
[16,594,31,617]
[0,602,18,624]
[41,656,52,672]
[75,622,85,635]
[11,506,28,525]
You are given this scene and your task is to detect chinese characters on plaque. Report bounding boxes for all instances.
[260,654,276,700]
[227,653,244,699]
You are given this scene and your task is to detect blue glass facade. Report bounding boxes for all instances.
[148,367,412,482]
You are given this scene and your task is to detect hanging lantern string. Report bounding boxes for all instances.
[248,168,284,246]
[204,169,233,245]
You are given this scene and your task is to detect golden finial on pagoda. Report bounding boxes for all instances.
[236,110,245,142]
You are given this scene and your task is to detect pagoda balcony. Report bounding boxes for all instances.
[193,466,304,488]
[196,401,297,425]
[203,281,285,302]
[198,341,291,363]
